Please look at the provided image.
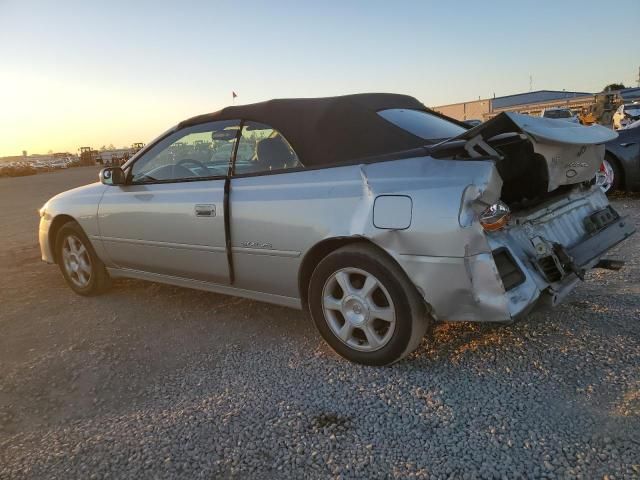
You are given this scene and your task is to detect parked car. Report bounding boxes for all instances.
[597,118,640,192]
[623,119,640,130]
[612,103,640,130]
[540,107,579,123]
[38,93,635,365]
[50,159,69,169]
[32,160,51,170]
[462,119,482,127]
[0,161,37,177]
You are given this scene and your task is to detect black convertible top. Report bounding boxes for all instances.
[179,93,433,167]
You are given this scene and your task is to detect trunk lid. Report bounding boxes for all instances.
[451,112,618,192]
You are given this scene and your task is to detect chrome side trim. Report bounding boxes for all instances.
[95,236,226,253]
[232,246,300,258]
[106,267,303,309]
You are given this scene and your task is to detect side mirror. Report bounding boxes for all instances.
[99,167,126,186]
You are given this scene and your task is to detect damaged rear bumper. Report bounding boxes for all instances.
[400,187,635,323]
[491,188,634,321]
[495,209,634,317]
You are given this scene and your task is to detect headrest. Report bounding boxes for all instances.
[256,137,293,170]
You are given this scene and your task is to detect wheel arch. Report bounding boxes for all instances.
[48,214,78,263]
[297,236,422,311]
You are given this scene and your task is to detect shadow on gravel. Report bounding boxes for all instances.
[309,413,351,430]
[421,319,521,360]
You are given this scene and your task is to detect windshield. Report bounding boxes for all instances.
[543,109,572,119]
[378,109,467,142]
[131,121,240,182]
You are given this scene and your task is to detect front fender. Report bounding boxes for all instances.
[39,182,109,263]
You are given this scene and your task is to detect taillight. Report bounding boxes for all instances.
[479,201,511,232]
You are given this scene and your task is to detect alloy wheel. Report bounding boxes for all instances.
[321,267,396,352]
[62,234,93,288]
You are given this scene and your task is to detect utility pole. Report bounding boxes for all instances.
[637,66,639,87]
[529,75,533,92]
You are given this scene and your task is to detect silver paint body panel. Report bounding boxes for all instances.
[39,151,625,322]
[97,180,228,284]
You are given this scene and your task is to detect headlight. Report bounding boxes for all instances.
[479,201,511,232]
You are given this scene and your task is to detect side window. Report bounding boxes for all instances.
[130,120,240,183]
[233,121,302,175]
[377,109,466,142]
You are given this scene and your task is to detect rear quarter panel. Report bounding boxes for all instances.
[230,156,499,298]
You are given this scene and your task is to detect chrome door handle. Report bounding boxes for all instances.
[195,204,216,217]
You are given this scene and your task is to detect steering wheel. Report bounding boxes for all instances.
[177,158,209,175]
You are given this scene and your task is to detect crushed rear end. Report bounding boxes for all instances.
[486,187,633,318]
[437,113,635,320]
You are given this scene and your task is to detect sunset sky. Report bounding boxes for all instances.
[1,0,638,157]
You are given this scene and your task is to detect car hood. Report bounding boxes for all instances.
[46,181,107,209]
[54,181,105,199]
[452,112,618,191]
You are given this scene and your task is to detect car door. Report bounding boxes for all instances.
[97,120,240,284]
[228,121,311,297]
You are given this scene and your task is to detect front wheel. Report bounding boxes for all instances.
[55,221,111,296]
[308,243,430,366]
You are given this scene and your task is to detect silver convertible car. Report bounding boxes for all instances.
[39,94,635,365]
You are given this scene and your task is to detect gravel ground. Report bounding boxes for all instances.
[1,167,639,479]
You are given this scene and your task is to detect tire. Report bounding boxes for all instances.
[607,155,623,193]
[55,221,111,296]
[308,243,431,366]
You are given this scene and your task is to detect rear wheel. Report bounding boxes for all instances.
[308,243,430,365]
[55,221,111,296]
